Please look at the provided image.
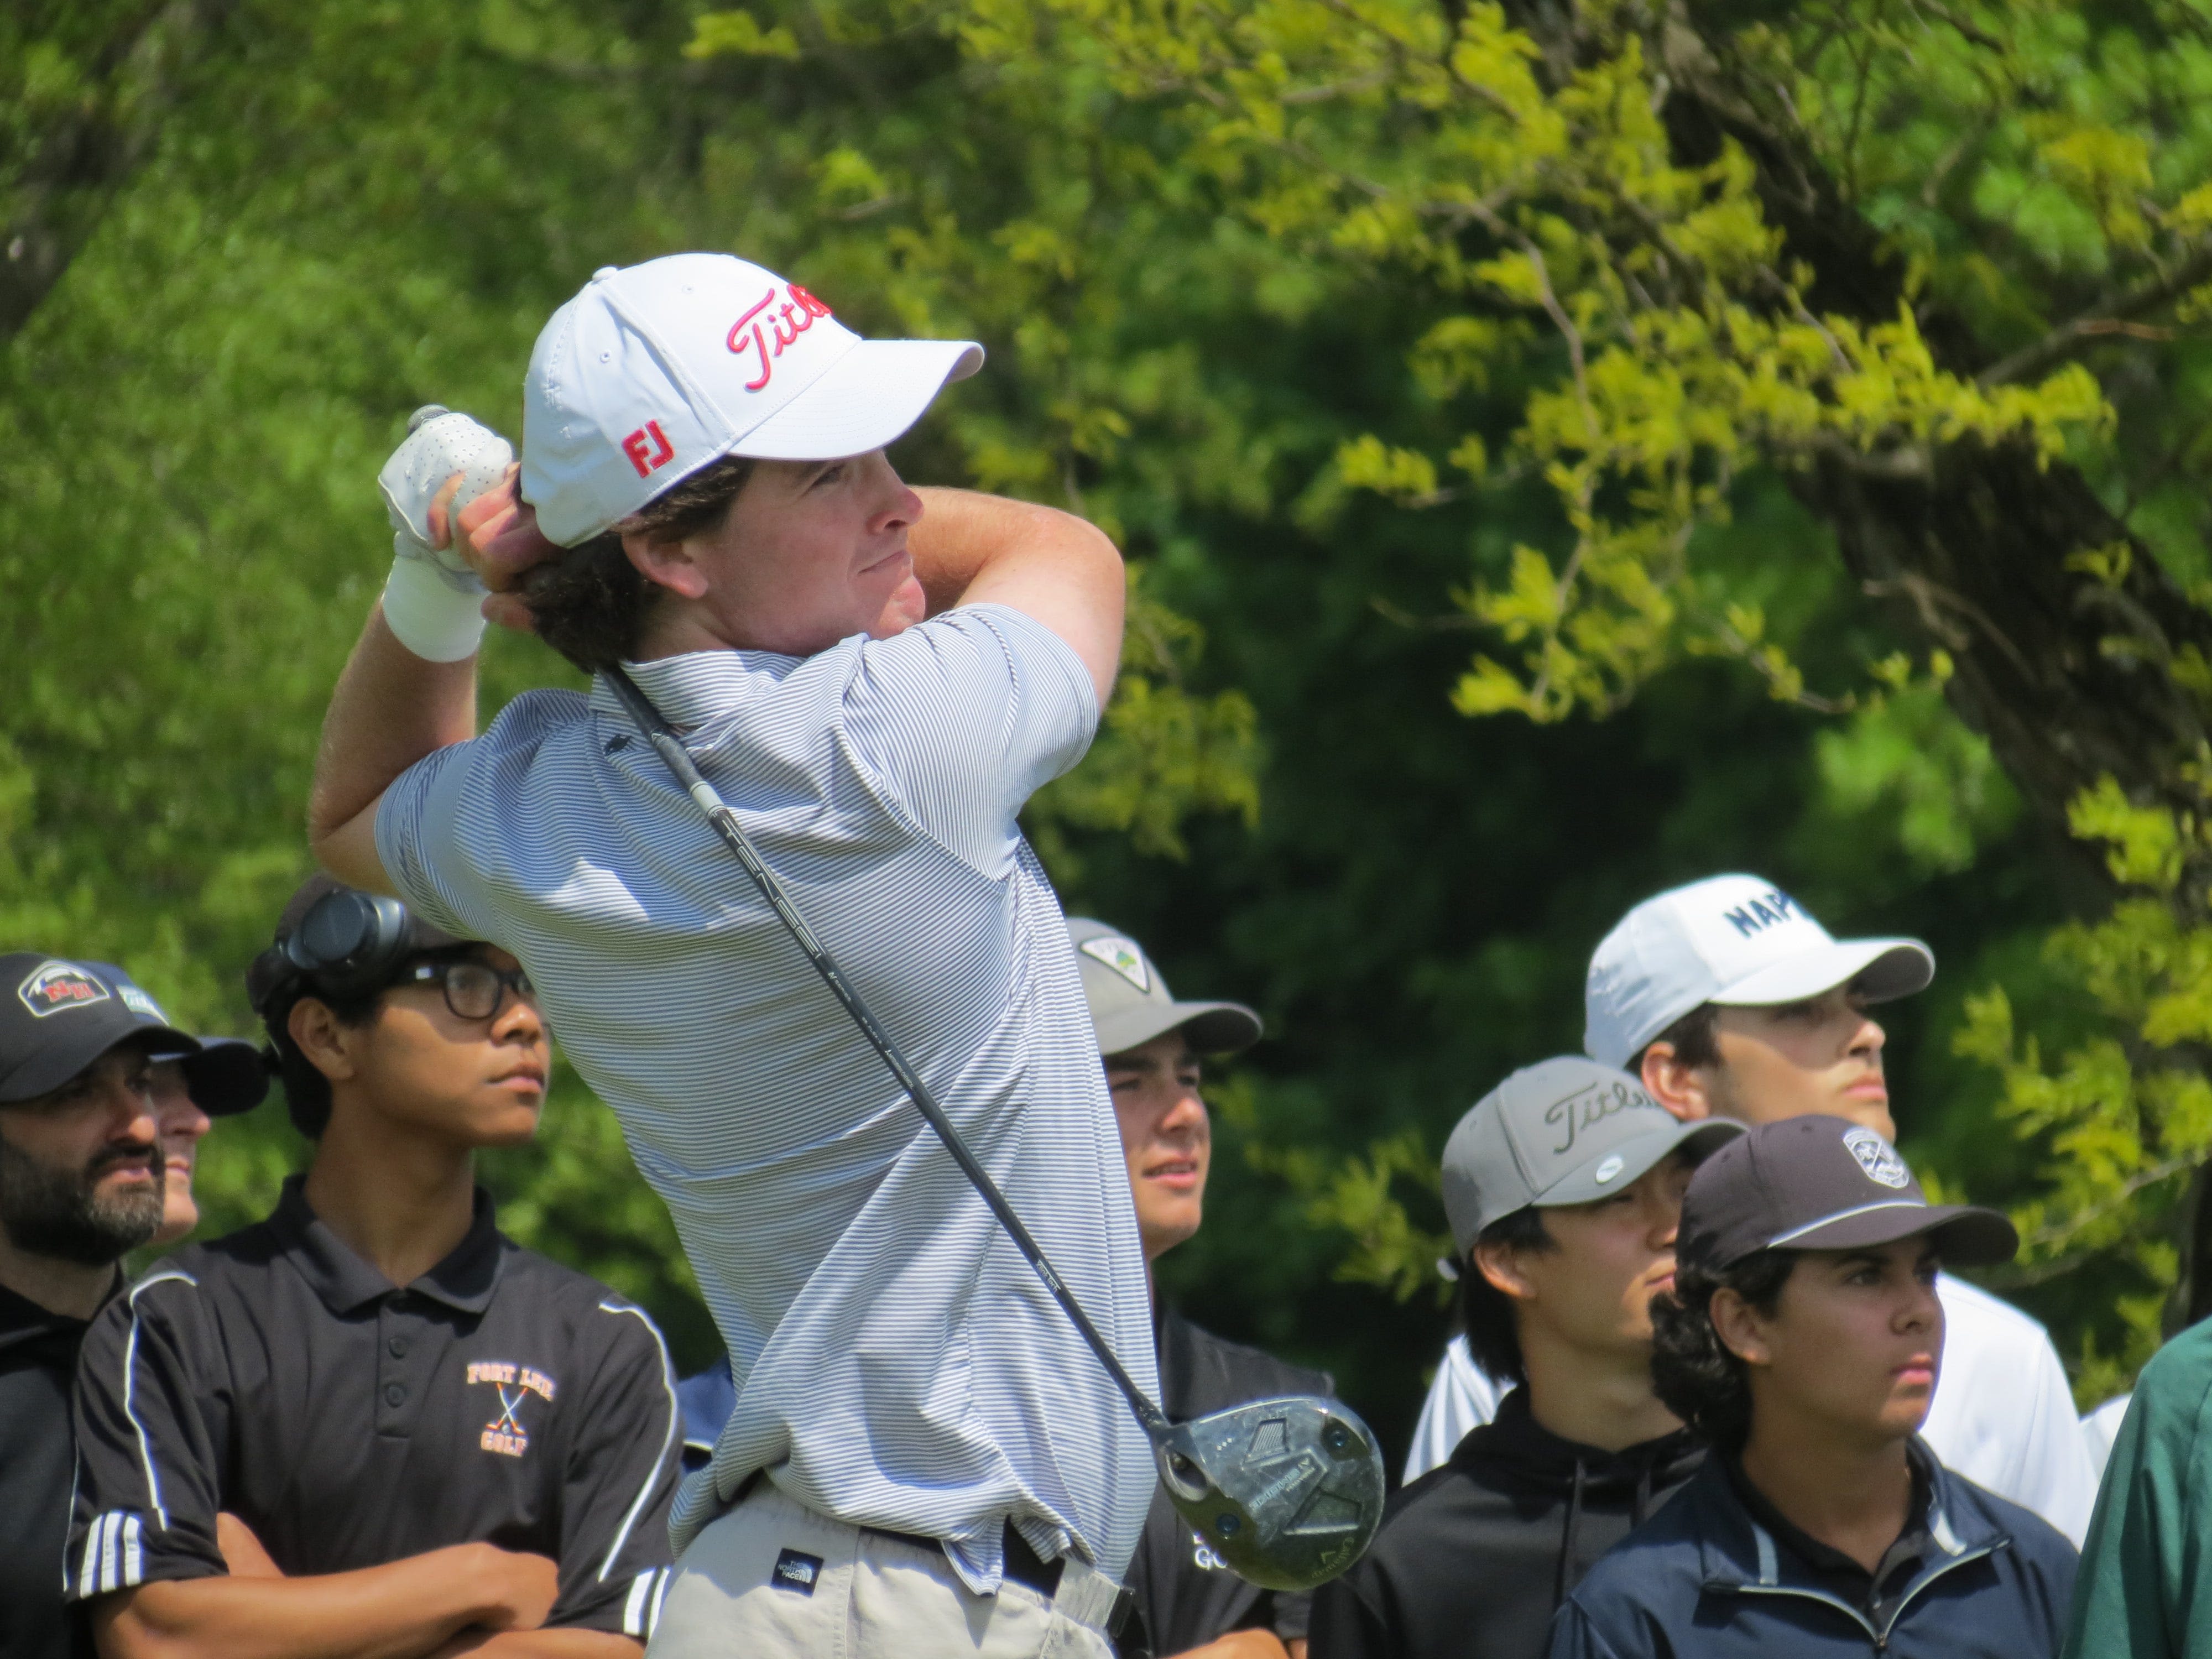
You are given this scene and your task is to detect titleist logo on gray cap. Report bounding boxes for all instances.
[1439,1056,1743,1257]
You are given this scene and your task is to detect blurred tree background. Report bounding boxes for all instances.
[8,0,2212,1462]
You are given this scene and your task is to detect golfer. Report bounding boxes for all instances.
[308,253,1147,1657]
[1407,874,2098,1543]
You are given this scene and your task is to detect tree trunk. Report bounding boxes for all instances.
[1,0,232,346]
[1653,23,2212,848]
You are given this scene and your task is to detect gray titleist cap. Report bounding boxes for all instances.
[1065,917,1262,1057]
[1583,874,1934,1068]
[1440,1056,1744,1258]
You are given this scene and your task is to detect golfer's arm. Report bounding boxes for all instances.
[908,488,1124,708]
[432,1633,640,1658]
[309,604,478,894]
[93,1546,517,1659]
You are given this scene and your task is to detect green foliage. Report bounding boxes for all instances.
[1026,0,2132,720]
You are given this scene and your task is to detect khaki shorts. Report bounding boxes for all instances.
[648,1480,1122,1659]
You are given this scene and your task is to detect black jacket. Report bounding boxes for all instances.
[1548,1439,2077,1658]
[1309,1387,1702,1659]
[1125,1308,1334,1657]
[0,1282,100,1659]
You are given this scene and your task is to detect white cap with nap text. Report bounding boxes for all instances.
[521,253,984,547]
[1583,874,1934,1069]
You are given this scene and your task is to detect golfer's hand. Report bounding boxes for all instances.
[457,466,560,635]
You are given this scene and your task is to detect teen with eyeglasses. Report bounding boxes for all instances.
[65,877,685,1659]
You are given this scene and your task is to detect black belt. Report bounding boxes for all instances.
[862,1521,1060,1596]
[861,1520,1134,1640]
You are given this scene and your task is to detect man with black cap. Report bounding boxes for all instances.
[1550,1115,2076,1658]
[1409,875,2098,1545]
[1310,1058,1739,1659]
[0,952,213,1659]
[65,879,682,1658]
[1065,918,1322,1659]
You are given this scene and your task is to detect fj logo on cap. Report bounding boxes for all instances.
[17,962,111,1018]
[1720,889,1799,938]
[771,1548,823,1595]
[1079,935,1150,993]
[1843,1126,1911,1190]
[620,420,675,478]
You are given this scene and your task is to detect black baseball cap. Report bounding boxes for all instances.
[82,964,268,1118]
[0,953,202,1104]
[1679,1114,2017,1272]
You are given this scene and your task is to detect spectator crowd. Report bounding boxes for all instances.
[6,870,2204,1659]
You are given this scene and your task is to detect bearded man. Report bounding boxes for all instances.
[0,953,203,1659]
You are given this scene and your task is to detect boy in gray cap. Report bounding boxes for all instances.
[1310,1059,1740,1659]
[1066,917,1323,1659]
[1407,875,2099,1546]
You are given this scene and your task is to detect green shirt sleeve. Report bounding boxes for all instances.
[2065,1324,2212,1658]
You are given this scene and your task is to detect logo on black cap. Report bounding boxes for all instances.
[17,962,111,1019]
[1843,1126,1911,1190]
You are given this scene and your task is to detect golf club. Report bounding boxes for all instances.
[603,664,1386,1593]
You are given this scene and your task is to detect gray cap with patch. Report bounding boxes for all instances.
[1065,917,1262,1058]
[1441,1056,1744,1258]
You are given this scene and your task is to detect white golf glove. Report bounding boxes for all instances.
[375,405,515,661]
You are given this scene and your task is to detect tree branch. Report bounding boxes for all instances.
[1979,241,2212,389]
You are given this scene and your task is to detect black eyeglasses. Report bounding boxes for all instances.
[396,959,536,1021]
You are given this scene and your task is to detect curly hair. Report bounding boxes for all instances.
[520,455,759,670]
[1648,1249,1799,1451]
[1460,1205,1561,1388]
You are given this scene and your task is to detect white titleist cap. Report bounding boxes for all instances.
[521,253,984,546]
[1583,874,1934,1068]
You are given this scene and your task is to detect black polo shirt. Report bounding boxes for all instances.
[0,1281,103,1659]
[1124,1308,1333,1657]
[65,1179,681,1638]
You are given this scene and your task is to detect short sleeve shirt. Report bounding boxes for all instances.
[372,606,1156,1589]
[66,1181,682,1639]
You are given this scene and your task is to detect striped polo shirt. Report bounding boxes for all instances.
[375,604,1156,1590]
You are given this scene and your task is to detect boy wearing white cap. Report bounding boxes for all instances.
[1406,875,2099,1546]
[307,255,1145,1658]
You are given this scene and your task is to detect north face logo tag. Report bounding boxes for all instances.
[18,963,111,1018]
[1721,890,1798,938]
[1079,935,1150,993]
[771,1548,823,1595]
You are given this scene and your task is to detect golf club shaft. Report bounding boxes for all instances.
[606,666,1173,1444]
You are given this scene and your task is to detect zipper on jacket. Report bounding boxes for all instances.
[1714,1537,2006,1652]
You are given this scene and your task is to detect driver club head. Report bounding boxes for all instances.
[1151,1395,1386,1592]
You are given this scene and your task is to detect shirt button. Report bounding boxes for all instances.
[385,1383,407,1407]
[388,1335,408,1358]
